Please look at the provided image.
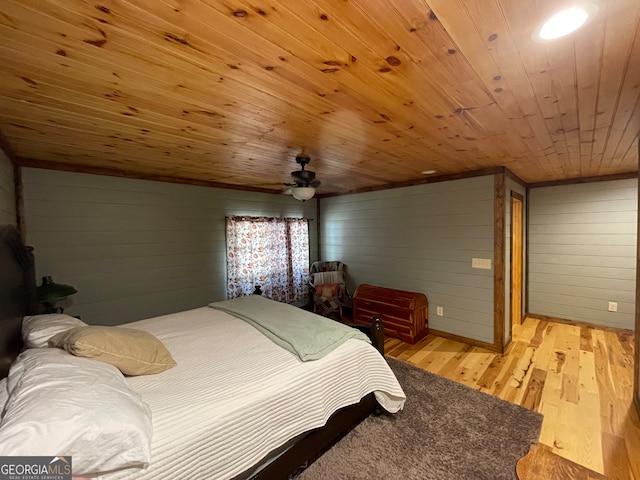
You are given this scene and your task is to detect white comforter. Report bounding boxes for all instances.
[103,307,406,480]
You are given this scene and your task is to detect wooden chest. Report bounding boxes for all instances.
[352,284,429,344]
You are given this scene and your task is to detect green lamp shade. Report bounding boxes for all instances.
[37,276,78,305]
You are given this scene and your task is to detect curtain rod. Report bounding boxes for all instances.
[226,215,314,221]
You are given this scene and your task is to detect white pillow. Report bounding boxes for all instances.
[0,348,152,476]
[22,313,87,348]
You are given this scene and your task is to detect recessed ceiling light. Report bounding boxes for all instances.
[421,170,437,175]
[534,3,598,41]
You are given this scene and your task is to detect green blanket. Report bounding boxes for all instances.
[208,295,370,361]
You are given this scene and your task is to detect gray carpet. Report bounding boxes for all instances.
[298,357,543,480]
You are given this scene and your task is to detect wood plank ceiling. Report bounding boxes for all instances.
[0,0,639,195]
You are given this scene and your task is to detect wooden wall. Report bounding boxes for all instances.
[636,162,640,417]
[0,151,15,226]
[320,175,495,344]
[21,168,317,325]
[529,179,637,330]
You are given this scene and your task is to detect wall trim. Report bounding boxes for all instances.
[17,158,282,195]
[525,188,530,316]
[494,173,506,353]
[528,171,637,189]
[509,191,525,329]
[316,198,321,261]
[319,167,506,198]
[13,165,24,237]
[526,313,634,335]
[635,144,640,417]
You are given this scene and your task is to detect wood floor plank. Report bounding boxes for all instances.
[562,328,582,404]
[593,334,626,437]
[601,431,634,480]
[514,318,539,344]
[532,321,558,371]
[512,355,538,406]
[454,349,495,387]
[542,353,564,407]
[390,334,438,361]
[537,401,559,448]
[551,396,580,456]
[517,444,608,480]
[411,339,465,372]
[580,350,599,394]
[435,343,474,378]
[625,405,640,480]
[530,320,549,348]
[617,331,634,357]
[476,353,508,390]
[521,367,547,411]
[487,343,527,397]
[580,327,594,352]
[403,336,448,364]
[576,391,605,473]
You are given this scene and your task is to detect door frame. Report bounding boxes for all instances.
[510,192,524,327]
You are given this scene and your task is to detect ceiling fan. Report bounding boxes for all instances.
[285,152,321,201]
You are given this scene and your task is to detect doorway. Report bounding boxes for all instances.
[510,193,524,327]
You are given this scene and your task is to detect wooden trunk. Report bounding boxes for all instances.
[352,284,428,344]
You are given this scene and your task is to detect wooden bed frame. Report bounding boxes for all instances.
[0,225,38,377]
[0,224,383,480]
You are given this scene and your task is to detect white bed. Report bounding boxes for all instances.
[0,302,405,479]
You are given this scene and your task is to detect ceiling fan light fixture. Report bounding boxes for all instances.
[534,3,598,41]
[291,186,316,201]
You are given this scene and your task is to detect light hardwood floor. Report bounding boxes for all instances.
[384,316,640,480]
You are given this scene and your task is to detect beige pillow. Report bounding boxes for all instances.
[49,326,176,375]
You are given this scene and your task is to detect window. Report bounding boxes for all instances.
[225,216,309,303]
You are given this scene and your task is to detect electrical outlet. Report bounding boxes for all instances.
[608,302,618,312]
[436,306,444,316]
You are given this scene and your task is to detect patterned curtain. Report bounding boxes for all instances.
[226,216,310,303]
